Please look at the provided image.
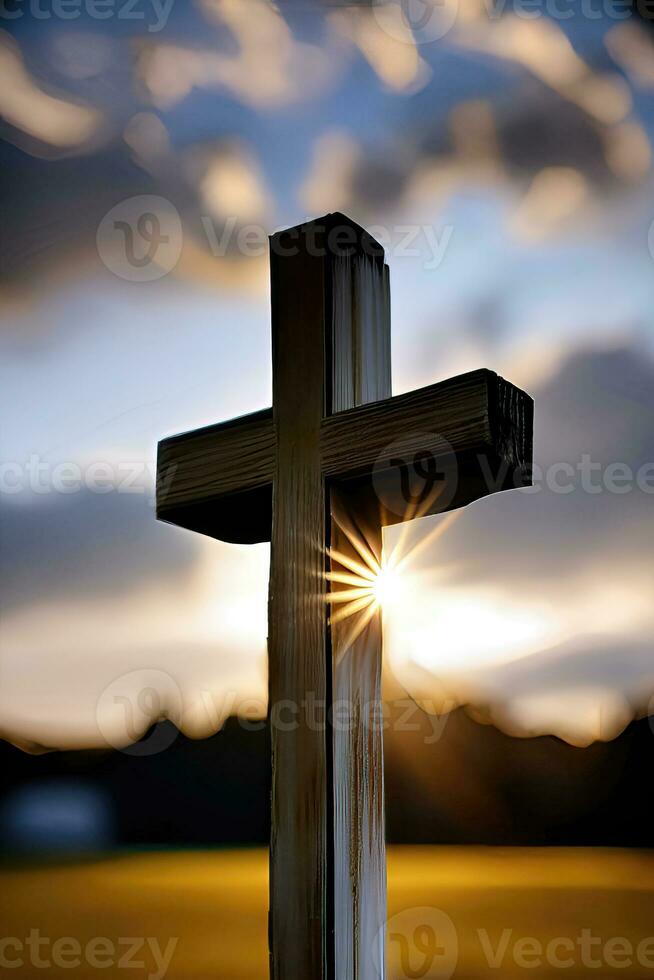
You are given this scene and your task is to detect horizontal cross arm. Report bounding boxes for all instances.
[320,368,533,523]
[156,368,533,543]
[156,407,275,544]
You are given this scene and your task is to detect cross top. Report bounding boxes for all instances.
[157,213,533,980]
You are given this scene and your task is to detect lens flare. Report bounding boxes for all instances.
[372,563,400,609]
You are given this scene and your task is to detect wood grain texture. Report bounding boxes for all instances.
[156,408,274,544]
[329,251,390,412]
[321,370,531,479]
[156,369,532,542]
[268,214,390,980]
[330,485,387,980]
[268,224,329,980]
[327,230,390,980]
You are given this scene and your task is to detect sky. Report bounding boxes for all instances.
[1,0,654,753]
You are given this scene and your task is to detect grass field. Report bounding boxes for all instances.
[1,847,654,977]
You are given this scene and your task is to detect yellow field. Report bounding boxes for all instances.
[1,847,654,977]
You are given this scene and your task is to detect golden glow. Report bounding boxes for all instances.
[325,502,461,662]
[405,591,554,673]
[372,564,401,609]
[3,848,654,980]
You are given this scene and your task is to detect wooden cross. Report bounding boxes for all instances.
[156,214,533,980]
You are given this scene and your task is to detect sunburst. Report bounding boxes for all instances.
[325,493,462,662]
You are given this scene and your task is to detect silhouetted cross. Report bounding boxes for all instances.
[157,214,533,980]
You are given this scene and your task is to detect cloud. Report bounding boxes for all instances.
[468,636,654,743]
[384,343,654,744]
[299,130,363,215]
[0,32,103,152]
[606,22,654,89]
[1,11,653,753]
[454,16,632,125]
[299,83,638,238]
[510,167,589,241]
[302,17,651,235]
[0,134,271,306]
[328,4,430,92]
[136,0,333,110]
[183,140,272,226]
[0,488,270,753]
[1,346,653,753]
[396,345,654,587]
[0,490,200,613]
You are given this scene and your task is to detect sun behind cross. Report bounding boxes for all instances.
[325,501,461,659]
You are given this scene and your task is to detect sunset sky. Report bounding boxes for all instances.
[1,0,654,753]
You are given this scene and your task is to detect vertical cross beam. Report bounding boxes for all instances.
[157,209,533,978]
[269,216,390,980]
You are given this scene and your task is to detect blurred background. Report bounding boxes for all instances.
[1,0,654,975]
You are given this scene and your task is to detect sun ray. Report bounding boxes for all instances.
[329,592,376,626]
[326,492,463,651]
[392,508,462,573]
[327,547,378,582]
[334,600,380,664]
[385,483,447,571]
[331,510,381,576]
[326,587,375,604]
[325,570,377,588]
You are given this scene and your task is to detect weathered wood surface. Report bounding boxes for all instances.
[330,485,387,980]
[268,223,329,980]
[328,229,391,980]
[156,407,274,544]
[267,215,390,980]
[157,370,532,542]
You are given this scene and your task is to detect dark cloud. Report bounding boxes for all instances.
[399,344,654,588]
[474,634,654,702]
[494,86,612,184]
[0,489,201,612]
[536,343,654,465]
[0,140,155,294]
[346,78,634,219]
